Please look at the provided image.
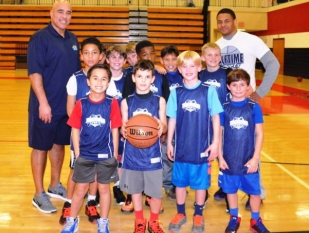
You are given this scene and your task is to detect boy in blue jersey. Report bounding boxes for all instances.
[159,45,183,201]
[60,37,104,225]
[61,64,122,233]
[122,40,170,102]
[124,42,138,77]
[200,42,232,208]
[167,51,223,233]
[105,45,129,208]
[218,69,269,233]
[120,60,167,233]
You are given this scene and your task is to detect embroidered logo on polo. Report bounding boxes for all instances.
[86,114,106,127]
[230,117,248,129]
[133,108,152,116]
[220,46,244,69]
[72,45,78,51]
[182,100,200,112]
[203,79,221,88]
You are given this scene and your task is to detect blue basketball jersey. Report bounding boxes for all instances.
[75,70,90,100]
[222,99,256,175]
[122,93,162,171]
[174,83,211,165]
[78,96,115,161]
[199,68,229,105]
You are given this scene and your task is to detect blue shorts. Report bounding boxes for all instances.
[219,172,261,195]
[28,114,71,150]
[172,162,211,190]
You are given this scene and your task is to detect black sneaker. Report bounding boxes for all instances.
[250,217,270,233]
[193,189,209,209]
[113,186,125,205]
[59,201,71,225]
[85,200,100,224]
[225,215,241,233]
[214,187,226,201]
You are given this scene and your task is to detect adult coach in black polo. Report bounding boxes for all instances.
[27,0,81,213]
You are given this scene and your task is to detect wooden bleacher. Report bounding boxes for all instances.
[0,5,130,69]
[147,7,204,58]
[0,5,204,70]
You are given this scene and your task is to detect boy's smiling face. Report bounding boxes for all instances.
[160,53,177,72]
[137,46,156,63]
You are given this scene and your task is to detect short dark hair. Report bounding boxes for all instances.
[160,45,179,58]
[227,69,250,85]
[135,40,154,55]
[87,64,112,82]
[217,8,236,19]
[81,37,103,53]
[133,60,155,76]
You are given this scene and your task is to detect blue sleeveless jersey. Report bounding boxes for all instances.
[150,70,164,97]
[79,96,114,161]
[75,70,90,100]
[113,74,126,106]
[199,68,229,105]
[222,100,256,175]
[122,93,162,171]
[175,83,211,165]
[165,71,183,91]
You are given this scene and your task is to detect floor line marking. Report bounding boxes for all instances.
[262,151,309,190]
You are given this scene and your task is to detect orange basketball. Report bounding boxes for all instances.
[126,114,159,149]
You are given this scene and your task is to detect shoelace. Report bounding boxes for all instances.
[98,219,108,231]
[149,220,164,233]
[256,218,268,232]
[193,216,203,227]
[87,206,99,216]
[62,207,70,217]
[228,216,239,230]
[41,192,52,204]
[171,214,184,224]
[135,222,146,232]
[63,218,75,230]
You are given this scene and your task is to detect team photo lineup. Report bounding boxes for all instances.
[26,1,281,233]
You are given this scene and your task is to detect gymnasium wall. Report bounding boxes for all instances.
[253,1,309,78]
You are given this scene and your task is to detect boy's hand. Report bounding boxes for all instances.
[160,133,167,144]
[245,157,259,173]
[218,157,229,170]
[155,65,167,75]
[154,116,163,137]
[121,120,128,139]
[205,142,219,162]
[167,143,174,161]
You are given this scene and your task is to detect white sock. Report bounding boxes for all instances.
[114,181,120,187]
[87,194,96,201]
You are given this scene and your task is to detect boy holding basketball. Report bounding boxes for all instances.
[166,51,222,233]
[218,69,269,233]
[120,59,167,233]
[61,64,121,233]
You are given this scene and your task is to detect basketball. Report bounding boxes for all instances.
[125,114,159,149]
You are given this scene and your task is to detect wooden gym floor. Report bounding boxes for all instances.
[0,70,308,233]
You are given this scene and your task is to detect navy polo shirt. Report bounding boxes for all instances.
[27,23,81,116]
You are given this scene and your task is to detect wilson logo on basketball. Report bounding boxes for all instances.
[129,129,153,136]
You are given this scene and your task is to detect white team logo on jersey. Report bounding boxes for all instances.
[114,89,123,100]
[150,84,158,93]
[86,114,106,127]
[204,79,221,88]
[230,117,248,129]
[169,83,181,90]
[133,108,152,116]
[182,100,200,112]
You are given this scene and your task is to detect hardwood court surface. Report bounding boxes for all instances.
[0,70,308,233]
